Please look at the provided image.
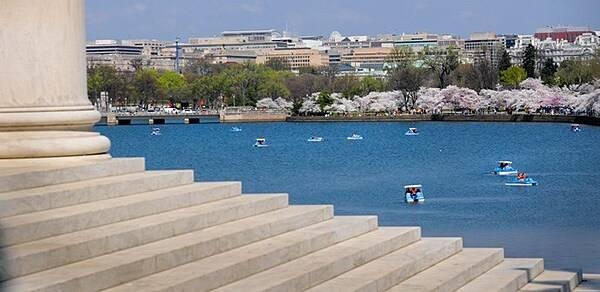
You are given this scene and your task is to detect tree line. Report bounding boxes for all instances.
[88,45,600,113]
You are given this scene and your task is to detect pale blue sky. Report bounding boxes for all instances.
[86,0,600,40]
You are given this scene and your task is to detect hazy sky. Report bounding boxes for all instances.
[86,0,600,41]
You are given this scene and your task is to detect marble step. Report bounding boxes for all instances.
[520,270,583,292]
[0,193,287,281]
[104,216,381,292]
[455,258,544,292]
[0,158,146,193]
[0,170,195,218]
[213,226,423,292]
[574,274,600,292]
[387,248,505,292]
[306,237,463,292]
[0,195,298,291]
[0,181,241,247]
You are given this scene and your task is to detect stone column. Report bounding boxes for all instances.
[0,0,110,160]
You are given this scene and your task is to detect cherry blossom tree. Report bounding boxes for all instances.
[416,88,443,113]
[274,97,293,111]
[299,93,321,114]
[256,98,278,109]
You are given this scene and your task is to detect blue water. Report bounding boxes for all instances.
[96,122,600,273]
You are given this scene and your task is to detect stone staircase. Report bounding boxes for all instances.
[0,158,588,292]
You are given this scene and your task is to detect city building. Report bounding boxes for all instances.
[186,29,281,53]
[376,33,463,52]
[86,26,598,74]
[340,47,393,67]
[121,39,167,56]
[324,31,372,50]
[508,32,598,66]
[498,34,518,48]
[255,48,329,69]
[326,50,342,66]
[211,50,257,64]
[463,32,506,66]
[574,32,600,47]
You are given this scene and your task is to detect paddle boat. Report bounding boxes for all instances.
[493,161,518,176]
[571,124,581,132]
[505,172,538,186]
[347,133,363,140]
[150,128,162,136]
[405,127,419,136]
[404,184,425,203]
[307,136,324,142]
[230,126,242,132]
[253,137,268,148]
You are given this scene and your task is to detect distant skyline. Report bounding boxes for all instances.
[86,0,600,41]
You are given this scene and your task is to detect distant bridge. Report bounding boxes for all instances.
[98,113,221,126]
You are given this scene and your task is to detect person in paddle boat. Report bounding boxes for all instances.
[517,172,527,181]
[494,161,518,175]
[409,187,418,200]
[404,184,424,203]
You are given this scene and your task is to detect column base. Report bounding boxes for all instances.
[0,131,111,159]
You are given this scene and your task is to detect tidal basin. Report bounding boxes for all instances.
[97,121,600,272]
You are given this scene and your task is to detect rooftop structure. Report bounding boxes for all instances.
[534,26,596,43]
[86,40,143,56]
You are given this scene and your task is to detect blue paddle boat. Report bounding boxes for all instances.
[253,137,268,148]
[347,133,363,140]
[571,124,581,132]
[405,127,419,136]
[505,173,538,186]
[150,127,162,136]
[493,161,518,176]
[404,184,425,203]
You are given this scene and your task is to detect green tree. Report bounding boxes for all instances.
[317,91,334,112]
[134,69,160,105]
[87,71,103,103]
[540,58,558,85]
[157,71,189,101]
[556,59,594,90]
[190,74,232,109]
[500,66,527,89]
[359,76,386,95]
[498,50,512,72]
[87,65,132,106]
[425,47,459,88]
[522,44,536,78]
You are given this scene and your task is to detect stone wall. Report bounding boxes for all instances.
[221,112,289,123]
